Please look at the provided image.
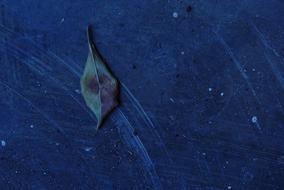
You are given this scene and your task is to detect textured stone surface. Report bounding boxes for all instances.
[0,0,284,189]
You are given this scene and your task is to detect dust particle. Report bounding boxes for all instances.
[172,12,178,18]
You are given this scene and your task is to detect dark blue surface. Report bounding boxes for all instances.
[1,0,284,189]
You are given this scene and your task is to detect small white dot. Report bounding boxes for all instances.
[251,116,258,123]
[30,124,34,128]
[170,98,175,103]
[75,89,80,94]
[227,186,232,189]
[172,12,178,18]
[84,147,93,152]
[252,68,256,72]
[208,88,212,92]
[181,51,185,55]
[220,92,224,96]
[36,82,41,87]
[202,152,206,156]
[1,140,6,147]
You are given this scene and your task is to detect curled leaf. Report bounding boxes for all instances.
[80,25,119,129]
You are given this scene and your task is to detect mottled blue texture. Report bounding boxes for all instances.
[1,0,284,189]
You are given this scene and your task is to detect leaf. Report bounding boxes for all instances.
[80,25,119,129]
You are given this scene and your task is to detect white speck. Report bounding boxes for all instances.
[36,81,41,87]
[208,88,212,92]
[1,140,6,147]
[181,51,185,55]
[251,116,257,123]
[251,116,261,130]
[226,161,229,164]
[172,12,178,18]
[252,68,256,72]
[75,89,80,94]
[15,170,19,174]
[170,98,175,103]
[227,186,232,189]
[84,147,93,152]
[220,92,224,96]
[30,124,34,128]
[202,152,206,156]
[55,142,60,146]
[60,18,65,23]
[43,172,47,175]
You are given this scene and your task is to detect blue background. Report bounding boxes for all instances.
[1,0,284,189]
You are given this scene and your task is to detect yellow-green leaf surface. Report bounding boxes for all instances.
[80,26,119,129]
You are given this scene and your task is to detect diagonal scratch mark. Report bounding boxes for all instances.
[215,32,261,104]
[1,38,96,122]
[121,83,173,163]
[250,21,284,63]
[121,83,155,128]
[0,79,97,184]
[264,53,284,89]
[0,80,65,135]
[250,21,284,89]
[114,110,163,190]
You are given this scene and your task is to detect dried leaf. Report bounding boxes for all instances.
[80,25,119,129]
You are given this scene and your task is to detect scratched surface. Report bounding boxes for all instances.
[0,0,284,189]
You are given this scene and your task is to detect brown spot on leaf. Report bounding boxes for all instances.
[88,77,99,93]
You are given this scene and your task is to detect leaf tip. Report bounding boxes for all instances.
[87,24,93,38]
